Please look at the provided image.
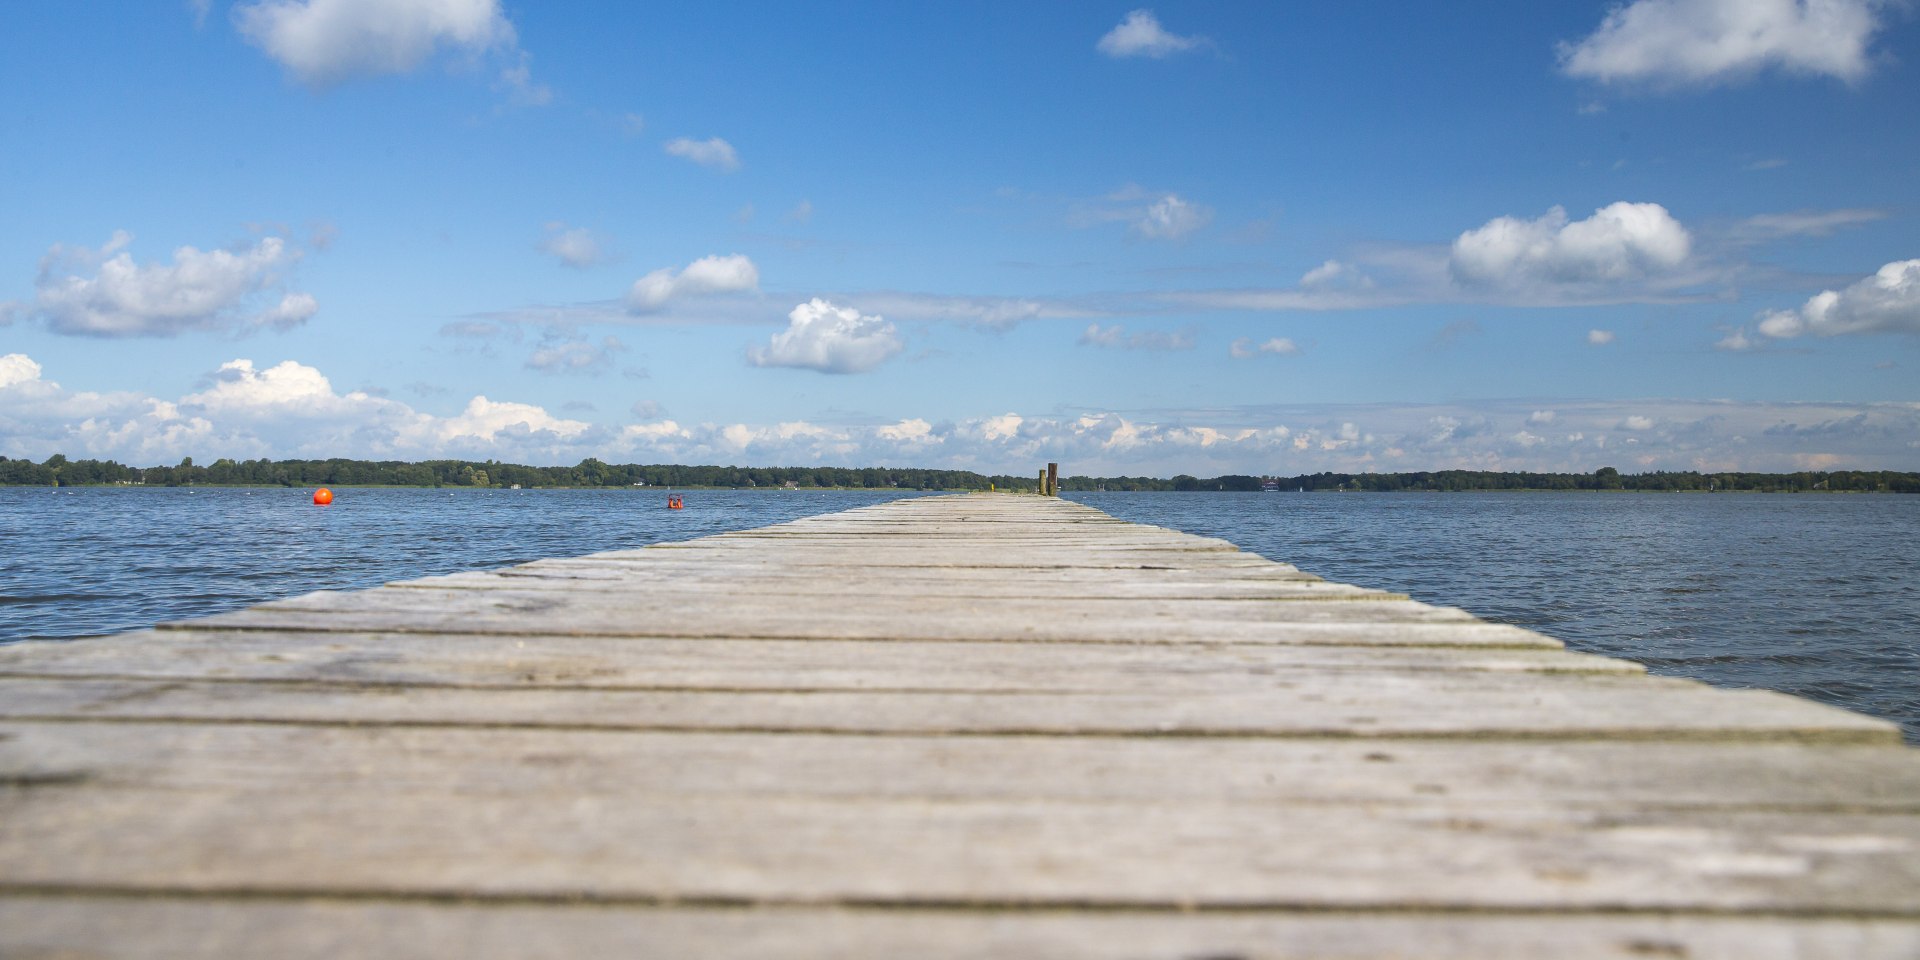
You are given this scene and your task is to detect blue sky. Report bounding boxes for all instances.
[2,0,1916,474]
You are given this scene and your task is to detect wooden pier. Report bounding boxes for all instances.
[3,493,1918,957]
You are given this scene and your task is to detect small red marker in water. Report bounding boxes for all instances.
[313,488,334,506]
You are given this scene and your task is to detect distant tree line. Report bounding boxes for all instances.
[1059,466,1920,493]
[2,454,1916,494]
[0,454,1028,491]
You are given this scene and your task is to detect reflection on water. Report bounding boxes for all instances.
[1074,491,1920,744]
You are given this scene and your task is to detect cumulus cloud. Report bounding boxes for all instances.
[748,299,905,374]
[0,354,45,391]
[1097,9,1205,58]
[0,354,591,463]
[1589,329,1617,345]
[1229,337,1299,358]
[1558,0,1885,87]
[626,254,759,312]
[875,418,936,443]
[436,395,591,444]
[1758,259,1920,338]
[538,222,610,268]
[185,358,352,417]
[664,137,740,172]
[234,0,523,87]
[1451,202,1692,288]
[6,353,1920,473]
[25,231,314,338]
[1079,323,1194,351]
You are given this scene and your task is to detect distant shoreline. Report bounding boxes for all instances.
[11,484,1909,494]
[3,455,1914,495]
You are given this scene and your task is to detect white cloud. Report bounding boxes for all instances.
[1300,259,1373,290]
[1451,202,1692,288]
[255,292,319,330]
[1079,323,1194,351]
[748,299,905,374]
[185,358,351,417]
[1589,329,1617,345]
[664,137,740,172]
[1529,410,1558,424]
[1758,259,1920,338]
[27,231,314,338]
[6,354,1920,473]
[981,413,1023,441]
[538,223,610,268]
[1229,337,1299,359]
[1097,9,1205,59]
[526,334,628,374]
[1558,0,1885,86]
[1133,193,1212,240]
[875,418,936,443]
[1715,326,1759,351]
[785,200,814,224]
[626,254,760,312]
[436,395,590,443]
[234,0,521,86]
[1069,185,1214,242]
[0,354,45,391]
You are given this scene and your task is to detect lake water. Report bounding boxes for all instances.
[1076,491,1920,743]
[2,486,1916,742]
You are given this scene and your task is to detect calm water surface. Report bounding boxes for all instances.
[1075,491,1920,743]
[3,487,1916,742]
[0,487,928,643]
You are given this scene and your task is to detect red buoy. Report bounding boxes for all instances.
[313,488,334,506]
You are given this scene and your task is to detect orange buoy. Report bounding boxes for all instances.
[313,487,334,506]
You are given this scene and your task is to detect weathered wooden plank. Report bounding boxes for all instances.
[8,723,1919,811]
[164,609,1557,647]
[515,554,1316,578]
[4,776,1917,913]
[176,590,1495,650]
[5,897,1916,960]
[586,546,1287,569]
[395,569,1377,601]
[0,675,1895,741]
[0,630,1644,690]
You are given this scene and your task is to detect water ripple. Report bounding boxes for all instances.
[1075,491,1920,744]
